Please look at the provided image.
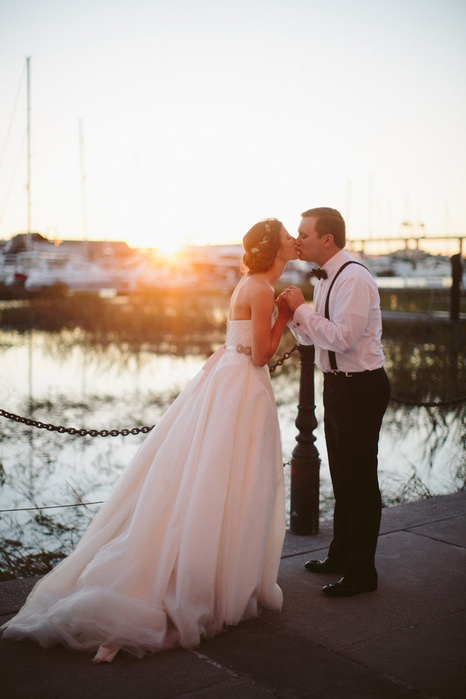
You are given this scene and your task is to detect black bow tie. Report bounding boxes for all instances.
[311,268,327,280]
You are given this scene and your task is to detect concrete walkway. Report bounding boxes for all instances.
[1,491,465,698]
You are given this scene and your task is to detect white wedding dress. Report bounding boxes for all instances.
[2,320,285,660]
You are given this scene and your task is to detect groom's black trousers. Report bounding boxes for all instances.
[323,367,390,584]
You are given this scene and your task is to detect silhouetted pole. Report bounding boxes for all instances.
[290,344,321,535]
[450,253,462,322]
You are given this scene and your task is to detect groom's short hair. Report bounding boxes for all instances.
[301,207,346,248]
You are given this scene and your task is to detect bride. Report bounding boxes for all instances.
[2,218,298,662]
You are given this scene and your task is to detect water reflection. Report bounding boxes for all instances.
[0,314,465,579]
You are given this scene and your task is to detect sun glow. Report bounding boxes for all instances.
[0,2,465,249]
[153,237,185,259]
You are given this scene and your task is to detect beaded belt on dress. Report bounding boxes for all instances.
[226,344,252,355]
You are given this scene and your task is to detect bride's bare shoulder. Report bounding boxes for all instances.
[230,275,271,319]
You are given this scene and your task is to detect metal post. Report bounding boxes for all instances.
[450,253,462,322]
[290,344,321,534]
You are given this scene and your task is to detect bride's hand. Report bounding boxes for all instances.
[276,293,293,320]
[281,286,305,313]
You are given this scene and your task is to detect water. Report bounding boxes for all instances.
[0,328,464,578]
[376,276,451,289]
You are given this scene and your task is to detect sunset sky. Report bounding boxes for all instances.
[0,0,465,252]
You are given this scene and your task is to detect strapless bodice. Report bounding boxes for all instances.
[225,319,253,348]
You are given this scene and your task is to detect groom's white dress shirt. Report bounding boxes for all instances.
[288,249,385,374]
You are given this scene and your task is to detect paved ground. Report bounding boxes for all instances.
[1,491,465,698]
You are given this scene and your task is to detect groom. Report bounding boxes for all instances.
[283,207,390,597]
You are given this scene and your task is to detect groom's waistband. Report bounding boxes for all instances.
[323,367,385,378]
[323,366,385,379]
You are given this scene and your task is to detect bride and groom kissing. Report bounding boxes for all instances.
[2,207,389,662]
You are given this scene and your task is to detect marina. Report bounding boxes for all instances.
[0,230,464,297]
[0,7,464,694]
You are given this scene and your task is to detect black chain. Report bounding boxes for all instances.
[269,344,299,372]
[0,409,154,437]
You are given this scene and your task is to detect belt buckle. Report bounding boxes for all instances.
[344,372,353,378]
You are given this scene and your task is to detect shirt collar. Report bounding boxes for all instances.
[321,249,351,279]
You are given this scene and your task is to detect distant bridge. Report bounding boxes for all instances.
[347,235,465,257]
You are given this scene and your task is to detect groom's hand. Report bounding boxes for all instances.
[282,286,305,313]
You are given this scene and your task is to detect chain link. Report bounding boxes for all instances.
[268,344,300,372]
[0,408,154,437]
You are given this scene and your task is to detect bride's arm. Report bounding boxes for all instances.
[250,285,289,367]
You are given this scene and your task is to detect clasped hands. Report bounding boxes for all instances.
[276,286,306,319]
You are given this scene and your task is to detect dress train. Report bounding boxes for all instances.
[1,320,286,659]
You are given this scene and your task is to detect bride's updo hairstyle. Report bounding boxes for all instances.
[242,218,282,275]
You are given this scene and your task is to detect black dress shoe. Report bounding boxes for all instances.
[304,558,344,574]
[322,577,377,597]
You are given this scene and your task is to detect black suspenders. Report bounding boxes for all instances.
[324,261,369,373]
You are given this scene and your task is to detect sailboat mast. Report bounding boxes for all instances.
[79,118,88,245]
[26,56,32,238]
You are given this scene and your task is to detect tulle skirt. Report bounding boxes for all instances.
[2,346,285,658]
